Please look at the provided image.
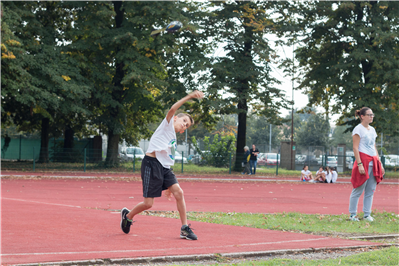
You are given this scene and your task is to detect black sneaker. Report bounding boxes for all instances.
[120,207,132,234]
[180,224,197,240]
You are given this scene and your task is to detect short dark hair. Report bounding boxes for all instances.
[177,113,194,126]
[303,165,308,169]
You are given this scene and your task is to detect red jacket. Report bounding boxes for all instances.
[351,152,383,188]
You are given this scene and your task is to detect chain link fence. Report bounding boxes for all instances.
[1,135,397,174]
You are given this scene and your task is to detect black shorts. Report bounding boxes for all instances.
[141,155,178,198]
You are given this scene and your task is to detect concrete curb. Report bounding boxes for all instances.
[348,234,399,240]
[14,243,398,266]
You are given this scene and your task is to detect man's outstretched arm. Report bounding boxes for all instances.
[166,90,204,123]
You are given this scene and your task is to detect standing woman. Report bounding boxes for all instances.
[349,107,384,222]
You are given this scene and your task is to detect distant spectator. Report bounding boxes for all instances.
[315,166,325,182]
[331,167,338,183]
[242,146,251,175]
[2,134,11,158]
[301,165,313,182]
[249,144,259,175]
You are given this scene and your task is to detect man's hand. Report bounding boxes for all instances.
[189,90,204,99]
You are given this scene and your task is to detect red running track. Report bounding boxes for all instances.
[1,177,398,265]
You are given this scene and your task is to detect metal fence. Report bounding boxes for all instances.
[2,136,397,174]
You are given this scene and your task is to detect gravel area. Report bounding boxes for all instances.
[107,246,397,266]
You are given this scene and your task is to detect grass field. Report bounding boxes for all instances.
[144,211,398,265]
[145,211,399,236]
[2,160,398,178]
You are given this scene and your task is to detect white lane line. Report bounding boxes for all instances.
[1,238,337,257]
[2,197,81,209]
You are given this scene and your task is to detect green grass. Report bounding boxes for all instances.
[145,211,399,235]
[149,211,398,265]
[2,160,398,178]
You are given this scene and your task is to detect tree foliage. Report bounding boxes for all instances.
[296,113,330,148]
[65,1,213,166]
[205,1,290,170]
[191,134,236,168]
[286,1,399,136]
[246,115,281,149]
[2,1,91,162]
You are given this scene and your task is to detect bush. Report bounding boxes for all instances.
[192,134,236,168]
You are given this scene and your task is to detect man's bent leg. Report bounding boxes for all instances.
[127,197,154,220]
[168,183,187,225]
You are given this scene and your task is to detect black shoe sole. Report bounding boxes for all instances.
[120,207,130,234]
[180,235,197,240]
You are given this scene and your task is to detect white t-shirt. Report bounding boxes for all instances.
[323,171,332,183]
[301,170,311,177]
[352,124,377,157]
[146,117,177,168]
[331,171,338,183]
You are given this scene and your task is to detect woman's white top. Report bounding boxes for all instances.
[323,170,332,183]
[331,171,338,183]
[301,170,311,176]
[352,124,377,157]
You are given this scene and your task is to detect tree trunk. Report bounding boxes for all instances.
[105,129,120,167]
[64,126,74,150]
[235,105,247,171]
[104,1,125,167]
[38,117,50,163]
[234,14,253,171]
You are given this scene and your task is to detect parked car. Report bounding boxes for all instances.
[175,151,188,164]
[345,151,354,169]
[298,155,318,165]
[385,154,399,167]
[188,154,202,164]
[120,146,145,161]
[257,153,267,166]
[296,155,306,164]
[264,153,280,166]
[327,156,338,167]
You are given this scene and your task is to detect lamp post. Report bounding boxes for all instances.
[291,44,295,170]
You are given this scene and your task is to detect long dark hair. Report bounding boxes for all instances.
[355,107,371,121]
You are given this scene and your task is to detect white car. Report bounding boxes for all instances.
[327,156,338,167]
[175,151,188,164]
[385,154,399,167]
[265,153,280,166]
[120,146,145,161]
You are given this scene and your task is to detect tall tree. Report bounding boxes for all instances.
[207,1,290,171]
[286,1,399,136]
[2,2,90,162]
[68,1,213,166]
[296,113,330,148]
[1,3,33,127]
[246,115,281,150]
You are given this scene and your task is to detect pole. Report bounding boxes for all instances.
[269,124,272,153]
[229,152,232,174]
[290,43,294,170]
[181,151,184,173]
[133,149,136,172]
[33,147,35,171]
[185,129,188,158]
[19,135,22,160]
[276,150,279,175]
[84,148,86,172]
[380,133,383,156]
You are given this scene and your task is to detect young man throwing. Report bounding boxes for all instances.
[120,90,204,240]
